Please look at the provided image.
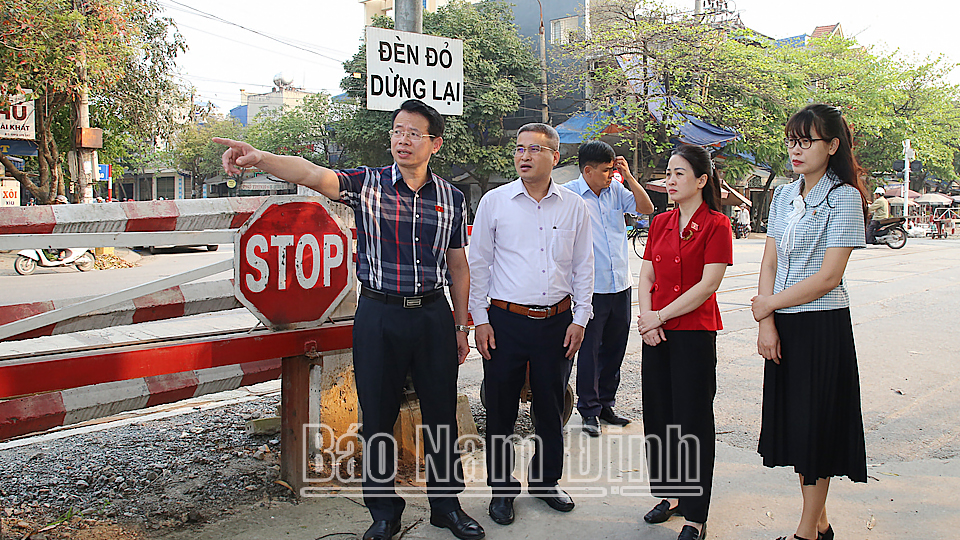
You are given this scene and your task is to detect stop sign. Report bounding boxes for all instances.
[235,196,353,329]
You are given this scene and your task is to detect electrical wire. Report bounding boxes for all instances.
[160,0,350,64]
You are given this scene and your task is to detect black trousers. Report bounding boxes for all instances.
[641,330,717,524]
[576,288,631,417]
[353,295,463,521]
[866,219,881,244]
[484,304,573,496]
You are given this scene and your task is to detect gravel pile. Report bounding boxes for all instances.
[0,396,296,539]
[0,393,513,539]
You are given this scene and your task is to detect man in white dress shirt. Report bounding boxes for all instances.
[468,123,595,527]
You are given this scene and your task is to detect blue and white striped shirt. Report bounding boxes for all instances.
[767,170,865,313]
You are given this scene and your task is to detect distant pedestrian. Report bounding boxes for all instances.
[752,103,868,540]
[737,203,751,237]
[636,144,732,540]
[564,141,654,437]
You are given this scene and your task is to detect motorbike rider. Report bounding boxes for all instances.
[866,187,889,244]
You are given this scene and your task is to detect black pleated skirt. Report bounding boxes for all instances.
[758,308,867,485]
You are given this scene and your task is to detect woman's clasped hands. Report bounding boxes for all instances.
[637,310,667,347]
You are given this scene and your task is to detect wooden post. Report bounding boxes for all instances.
[280,353,322,493]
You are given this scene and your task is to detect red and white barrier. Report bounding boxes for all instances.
[0,279,241,342]
[0,359,280,440]
[0,197,267,235]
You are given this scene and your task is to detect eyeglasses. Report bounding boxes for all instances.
[784,137,828,149]
[388,129,436,142]
[514,144,557,156]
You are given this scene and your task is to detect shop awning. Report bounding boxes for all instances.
[555,111,629,144]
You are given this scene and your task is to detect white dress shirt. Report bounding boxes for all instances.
[468,178,595,327]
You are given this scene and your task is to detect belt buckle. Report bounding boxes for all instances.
[526,307,548,319]
[403,296,423,308]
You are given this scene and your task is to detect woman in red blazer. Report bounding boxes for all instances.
[636,144,733,540]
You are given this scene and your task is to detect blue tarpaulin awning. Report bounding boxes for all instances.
[555,111,628,144]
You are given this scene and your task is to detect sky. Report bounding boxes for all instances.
[161,0,959,114]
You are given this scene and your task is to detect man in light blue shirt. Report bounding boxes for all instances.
[565,141,654,437]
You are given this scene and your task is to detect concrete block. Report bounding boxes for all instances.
[246,416,281,436]
[393,393,479,465]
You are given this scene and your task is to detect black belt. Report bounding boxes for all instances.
[360,286,444,308]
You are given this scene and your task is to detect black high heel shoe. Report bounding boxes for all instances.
[818,525,834,540]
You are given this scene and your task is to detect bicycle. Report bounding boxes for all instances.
[627,225,649,257]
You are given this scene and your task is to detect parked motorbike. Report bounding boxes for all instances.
[14,248,96,275]
[871,218,907,249]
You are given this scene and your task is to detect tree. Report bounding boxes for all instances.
[563,0,960,225]
[334,0,540,193]
[559,0,805,183]
[245,93,336,167]
[0,0,186,203]
[171,116,244,198]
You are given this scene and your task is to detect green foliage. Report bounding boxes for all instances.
[333,0,540,191]
[171,115,244,196]
[246,93,336,167]
[0,0,186,202]
[567,0,960,189]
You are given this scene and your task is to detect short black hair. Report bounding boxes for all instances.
[392,99,444,138]
[517,123,560,150]
[578,140,616,172]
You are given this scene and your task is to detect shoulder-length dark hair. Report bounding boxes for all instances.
[785,104,867,204]
[671,144,722,213]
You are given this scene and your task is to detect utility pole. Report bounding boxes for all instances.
[73,0,101,203]
[903,139,914,219]
[395,0,422,33]
[537,0,548,123]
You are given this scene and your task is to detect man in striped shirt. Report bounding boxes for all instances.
[216,99,482,540]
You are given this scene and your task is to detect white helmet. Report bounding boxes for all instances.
[874,187,885,195]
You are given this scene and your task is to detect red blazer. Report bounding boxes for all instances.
[642,202,733,331]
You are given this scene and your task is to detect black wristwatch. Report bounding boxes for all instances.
[455,324,472,334]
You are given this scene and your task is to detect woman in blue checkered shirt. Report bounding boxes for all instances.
[751,104,868,540]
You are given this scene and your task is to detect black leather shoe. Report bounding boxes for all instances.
[818,525,834,540]
[677,523,706,540]
[362,518,401,540]
[488,496,515,525]
[429,508,485,540]
[599,407,631,426]
[533,486,575,512]
[643,499,682,523]
[583,416,600,437]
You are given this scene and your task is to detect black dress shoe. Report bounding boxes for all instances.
[599,407,631,426]
[488,496,515,525]
[643,499,682,523]
[429,508,485,540]
[362,518,401,540]
[677,523,706,540]
[532,486,575,512]
[818,525,834,540]
[583,416,600,437]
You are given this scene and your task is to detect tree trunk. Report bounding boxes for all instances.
[24,91,70,203]
[754,169,777,228]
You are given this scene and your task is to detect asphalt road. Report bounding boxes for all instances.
[0,245,234,304]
